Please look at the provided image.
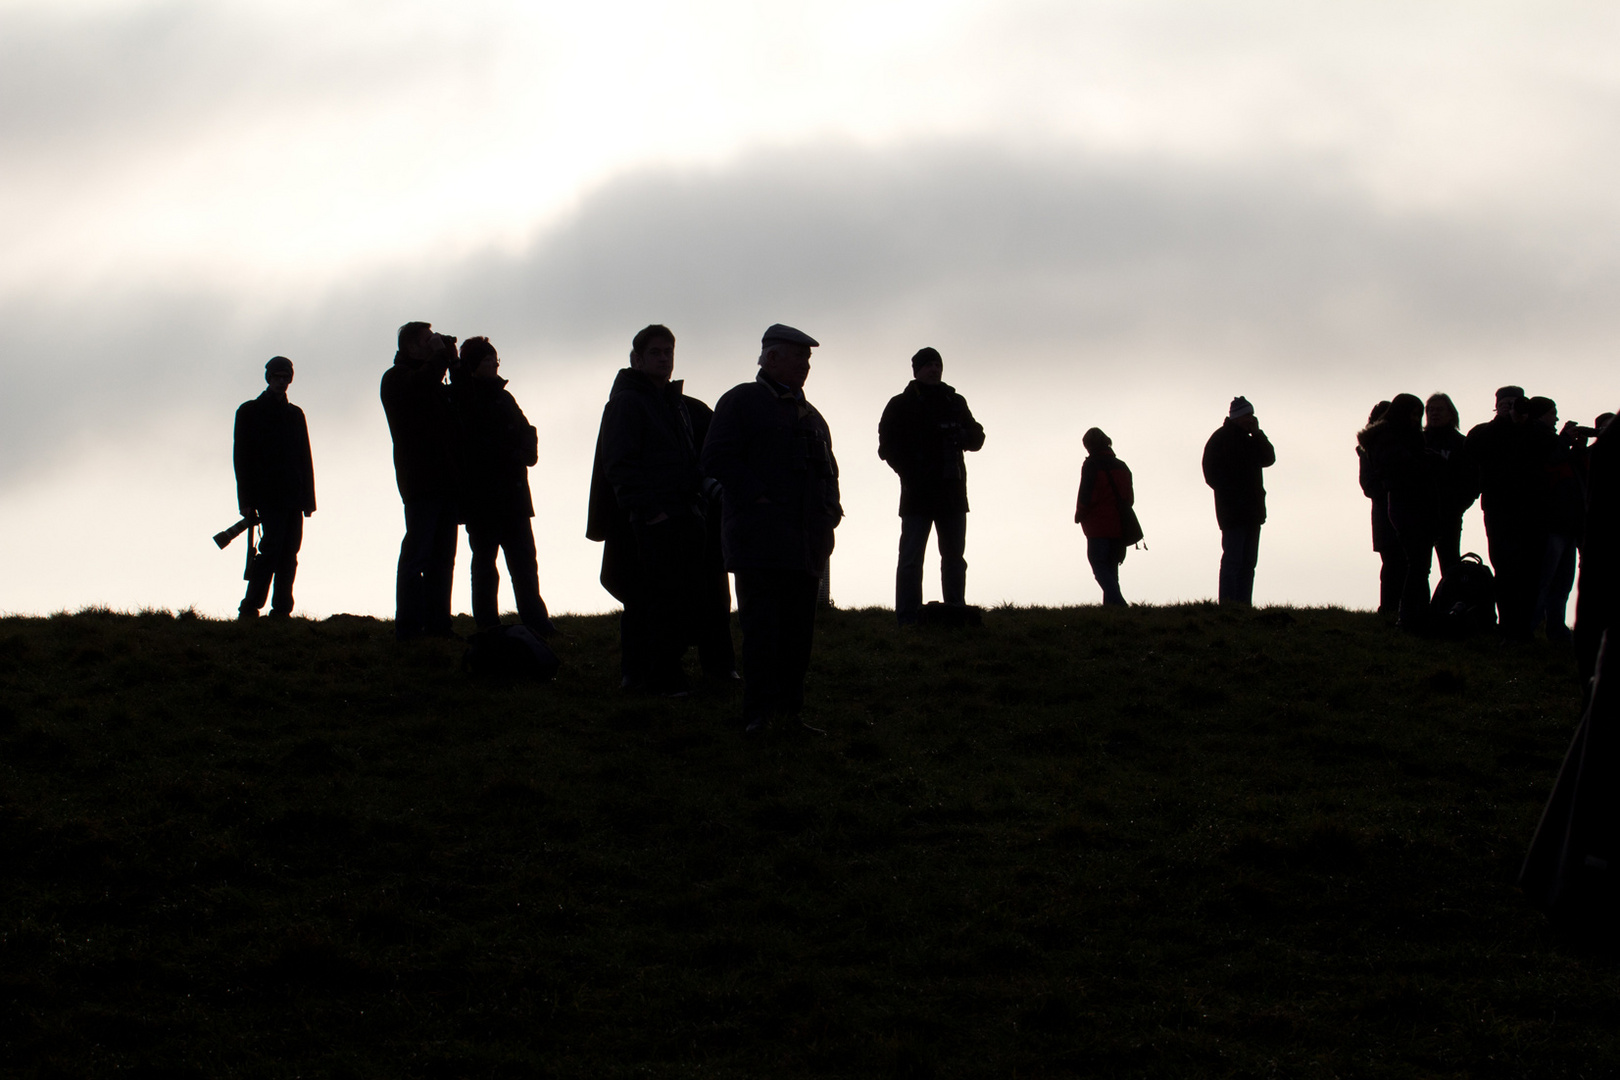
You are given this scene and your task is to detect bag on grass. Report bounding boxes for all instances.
[1428,552,1496,636]
[917,602,984,628]
[463,625,560,680]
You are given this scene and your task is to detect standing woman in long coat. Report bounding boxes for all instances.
[1075,427,1133,606]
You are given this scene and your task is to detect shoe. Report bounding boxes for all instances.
[267,610,291,619]
[237,608,259,621]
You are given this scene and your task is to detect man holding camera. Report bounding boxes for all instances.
[381,322,459,640]
[877,347,985,626]
[233,355,316,619]
[702,324,842,734]
[1202,395,1275,606]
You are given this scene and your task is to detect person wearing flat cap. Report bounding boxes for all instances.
[878,346,985,626]
[233,355,316,619]
[1201,396,1275,605]
[701,323,843,734]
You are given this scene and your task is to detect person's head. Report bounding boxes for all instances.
[1495,385,1524,418]
[911,346,943,386]
[265,355,293,392]
[1598,412,1616,433]
[1424,392,1459,431]
[460,336,499,379]
[398,321,433,359]
[758,324,818,389]
[629,324,675,383]
[1367,400,1392,426]
[1527,396,1557,428]
[1229,395,1258,431]
[1082,427,1112,456]
[1387,393,1424,429]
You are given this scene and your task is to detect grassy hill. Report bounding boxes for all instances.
[1,604,1614,1078]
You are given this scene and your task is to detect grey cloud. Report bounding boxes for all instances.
[0,3,471,161]
[3,140,1615,489]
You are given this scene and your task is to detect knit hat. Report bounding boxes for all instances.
[1229,396,1254,418]
[911,346,942,369]
[265,356,293,376]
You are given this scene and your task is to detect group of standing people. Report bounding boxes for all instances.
[1356,387,1619,675]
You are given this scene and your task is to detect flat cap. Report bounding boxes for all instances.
[265,355,294,375]
[761,323,819,348]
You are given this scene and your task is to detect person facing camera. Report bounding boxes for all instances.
[1074,428,1134,606]
[877,346,985,626]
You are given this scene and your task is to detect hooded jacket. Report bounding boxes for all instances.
[877,380,985,516]
[234,389,315,515]
[1201,419,1275,531]
[450,373,537,521]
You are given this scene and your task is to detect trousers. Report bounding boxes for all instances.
[466,514,551,634]
[896,511,967,623]
[1086,537,1127,605]
[735,569,819,721]
[1218,526,1261,605]
[395,498,458,639]
[241,509,303,616]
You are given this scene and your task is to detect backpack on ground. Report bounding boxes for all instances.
[463,624,560,680]
[917,602,984,628]
[1429,552,1496,636]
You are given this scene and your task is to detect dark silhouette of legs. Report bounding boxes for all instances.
[735,569,819,723]
[1087,537,1127,606]
[241,509,303,617]
[395,498,458,639]
[1218,527,1261,605]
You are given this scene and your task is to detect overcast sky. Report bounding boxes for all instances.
[3,0,1618,618]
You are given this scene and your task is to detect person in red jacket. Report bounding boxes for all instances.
[1074,427,1133,606]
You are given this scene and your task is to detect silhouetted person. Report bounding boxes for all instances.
[1532,397,1584,644]
[701,324,842,735]
[877,346,985,626]
[1202,396,1275,605]
[381,322,459,640]
[1358,400,1403,617]
[1074,427,1133,606]
[450,337,554,638]
[1424,392,1478,575]
[1358,394,1436,631]
[233,356,315,619]
[1575,414,1620,689]
[586,324,731,695]
[1467,385,1542,639]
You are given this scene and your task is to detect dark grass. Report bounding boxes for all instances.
[1,603,1616,1078]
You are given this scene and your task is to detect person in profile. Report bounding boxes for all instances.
[1358,394,1436,631]
[1466,385,1540,638]
[877,346,985,626]
[450,337,556,638]
[1423,392,1478,575]
[1074,427,1133,606]
[1530,397,1584,644]
[381,322,459,641]
[1575,412,1619,690]
[701,324,842,735]
[1201,396,1275,605]
[233,355,315,619]
[586,324,732,695]
[1357,400,1403,617]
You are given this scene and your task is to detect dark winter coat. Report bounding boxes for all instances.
[1075,453,1134,539]
[1545,428,1588,538]
[450,374,537,522]
[1201,419,1275,530]
[380,353,456,503]
[877,381,985,516]
[233,389,315,515]
[1358,420,1435,537]
[1424,425,1479,521]
[1356,443,1399,553]
[1466,415,1543,527]
[701,373,842,575]
[586,369,705,539]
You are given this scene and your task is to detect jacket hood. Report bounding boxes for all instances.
[907,379,957,397]
[610,367,683,400]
